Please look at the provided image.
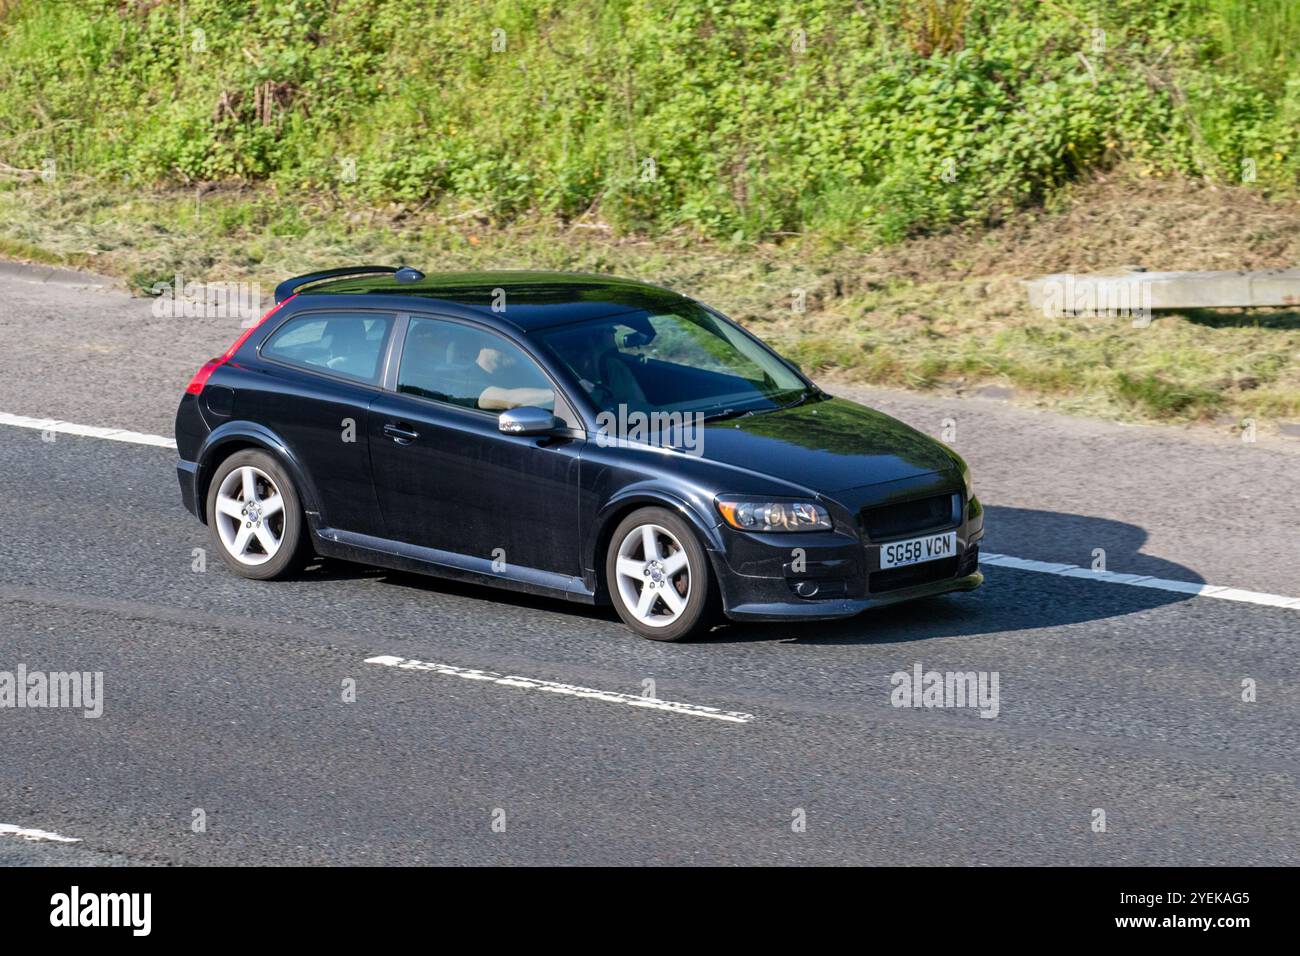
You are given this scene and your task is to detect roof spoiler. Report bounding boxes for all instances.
[274,265,399,304]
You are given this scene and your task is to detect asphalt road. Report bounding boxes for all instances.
[0,265,1297,865]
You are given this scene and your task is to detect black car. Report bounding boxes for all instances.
[176,266,983,640]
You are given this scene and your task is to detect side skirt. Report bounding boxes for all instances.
[312,528,596,604]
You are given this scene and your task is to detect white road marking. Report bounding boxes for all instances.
[1,411,1297,612]
[0,824,81,843]
[366,654,756,723]
[0,412,176,449]
[981,552,1300,610]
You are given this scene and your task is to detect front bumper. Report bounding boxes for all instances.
[723,569,983,622]
[714,493,984,622]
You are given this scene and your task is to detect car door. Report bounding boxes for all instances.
[244,308,396,536]
[368,313,584,583]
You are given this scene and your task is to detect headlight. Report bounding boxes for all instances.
[716,497,832,532]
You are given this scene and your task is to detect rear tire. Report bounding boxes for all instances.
[605,507,714,642]
[205,449,310,580]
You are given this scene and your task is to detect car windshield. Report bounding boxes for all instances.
[537,303,809,418]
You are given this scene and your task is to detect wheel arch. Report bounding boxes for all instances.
[194,423,322,528]
[587,489,724,603]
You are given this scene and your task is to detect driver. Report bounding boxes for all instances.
[469,345,555,411]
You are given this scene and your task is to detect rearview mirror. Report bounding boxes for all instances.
[498,406,559,436]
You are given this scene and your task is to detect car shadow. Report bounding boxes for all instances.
[316,562,620,624]
[297,506,1205,644]
[702,506,1205,645]
[976,504,1204,581]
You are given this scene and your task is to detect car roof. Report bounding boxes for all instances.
[297,270,691,332]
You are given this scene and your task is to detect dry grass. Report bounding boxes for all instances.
[0,168,1296,433]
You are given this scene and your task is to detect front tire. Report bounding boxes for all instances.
[606,507,713,641]
[205,449,310,580]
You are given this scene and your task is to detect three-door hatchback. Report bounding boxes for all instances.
[176,267,983,640]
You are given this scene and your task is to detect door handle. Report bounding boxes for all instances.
[383,422,420,444]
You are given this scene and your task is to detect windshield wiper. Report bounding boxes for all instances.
[703,390,819,423]
[702,406,762,423]
[772,389,818,412]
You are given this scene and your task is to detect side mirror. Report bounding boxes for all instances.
[498,406,560,436]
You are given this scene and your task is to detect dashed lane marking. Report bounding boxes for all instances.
[365,654,756,723]
[980,552,1300,610]
[0,412,176,448]
[0,824,81,844]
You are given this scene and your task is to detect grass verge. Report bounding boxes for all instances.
[0,170,1296,434]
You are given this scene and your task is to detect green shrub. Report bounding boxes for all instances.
[0,0,1296,242]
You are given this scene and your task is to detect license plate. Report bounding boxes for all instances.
[879,531,957,569]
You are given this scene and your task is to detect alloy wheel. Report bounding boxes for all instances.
[213,465,287,566]
[614,523,692,628]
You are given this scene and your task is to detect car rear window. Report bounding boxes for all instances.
[261,311,394,384]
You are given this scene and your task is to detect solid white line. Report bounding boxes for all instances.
[0,411,176,449]
[1,411,1296,613]
[981,552,1300,610]
[0,824,81,844]
[365,654,756,723]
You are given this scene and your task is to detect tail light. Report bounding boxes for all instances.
[185,294,297,395]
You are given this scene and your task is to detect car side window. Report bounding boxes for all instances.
[398,317,556,413]
[262,311,394,384]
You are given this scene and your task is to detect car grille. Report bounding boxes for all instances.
[871,557,960,593]
[860,492,959,541]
